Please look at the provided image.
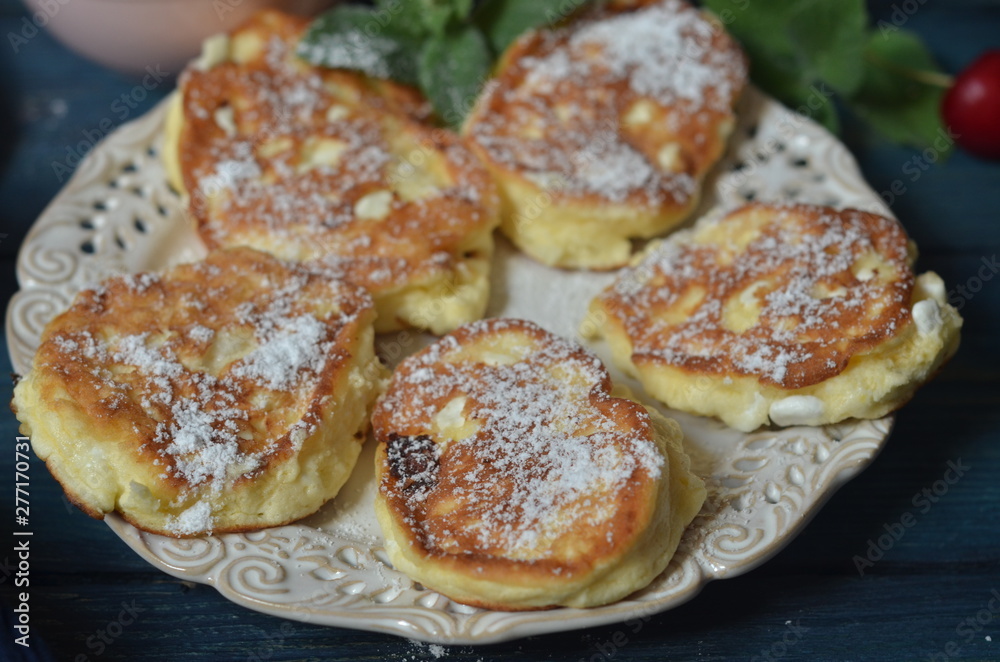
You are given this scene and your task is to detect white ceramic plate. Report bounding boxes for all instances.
[6,87,895,644]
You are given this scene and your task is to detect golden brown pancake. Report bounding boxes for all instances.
[587,203,963,431]
[12,248,385,536]
[166,11,500,334]
[463,0,747,269]
[371,318,705,610]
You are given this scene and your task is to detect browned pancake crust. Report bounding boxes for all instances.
[464,0,747,213]
[177,11,498,297]
[372,319,665,608]
[27,248,374,533]
[596,203,915,388]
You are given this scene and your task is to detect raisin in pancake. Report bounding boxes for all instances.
[12,248,385,537]
[371,318,705,610]
[587,203,963,432]
[164,10,500,334]
[463,0,747,269]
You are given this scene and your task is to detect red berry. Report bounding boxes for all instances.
[942,50,1000,160]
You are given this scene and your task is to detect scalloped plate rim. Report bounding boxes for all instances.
[104,430,891,645]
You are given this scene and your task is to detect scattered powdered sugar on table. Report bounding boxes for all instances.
[397,640,484,661]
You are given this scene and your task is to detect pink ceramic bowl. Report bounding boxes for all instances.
[21,0,335,76]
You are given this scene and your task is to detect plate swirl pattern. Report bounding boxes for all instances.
[7,87,894,643]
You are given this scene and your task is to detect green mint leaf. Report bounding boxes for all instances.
[702,1,816,109]
[425,0,474,35]
[373,0,427,38]
[298,5,423,86]
[787,0,867,96]
[418,25,492,127]
[449,0,474,22]
[702,0,801,61]
[705,0,949,149]
[703,0,856,133]
[474,0,589,56]
[377,0,473,37]
[846,30,950,149]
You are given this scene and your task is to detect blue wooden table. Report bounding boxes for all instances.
[0,1,998,660]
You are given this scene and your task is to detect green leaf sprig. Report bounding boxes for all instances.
[701,0,953,150]
[300,0,952,149]
[298,0,590,128]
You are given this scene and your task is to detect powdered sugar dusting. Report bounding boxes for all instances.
[189,324,214,343]
[230,314,328,389]
[574,139,658,202]
[181,16,497,292]
[570,2,736,108]
[377,319,663,558]
[467,0,747,205]
[602,204,914,388]
[101,330,264,502]
[39,253,368,535]
[166,500,214,535]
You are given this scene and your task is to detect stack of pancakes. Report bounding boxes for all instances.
[12,0,962,613]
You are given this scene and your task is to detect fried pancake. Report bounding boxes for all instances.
[463,0,747,269]
[371,318,705,610]
[587,203,963,431]
[164,10,500,334]
[12,248,386,537]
